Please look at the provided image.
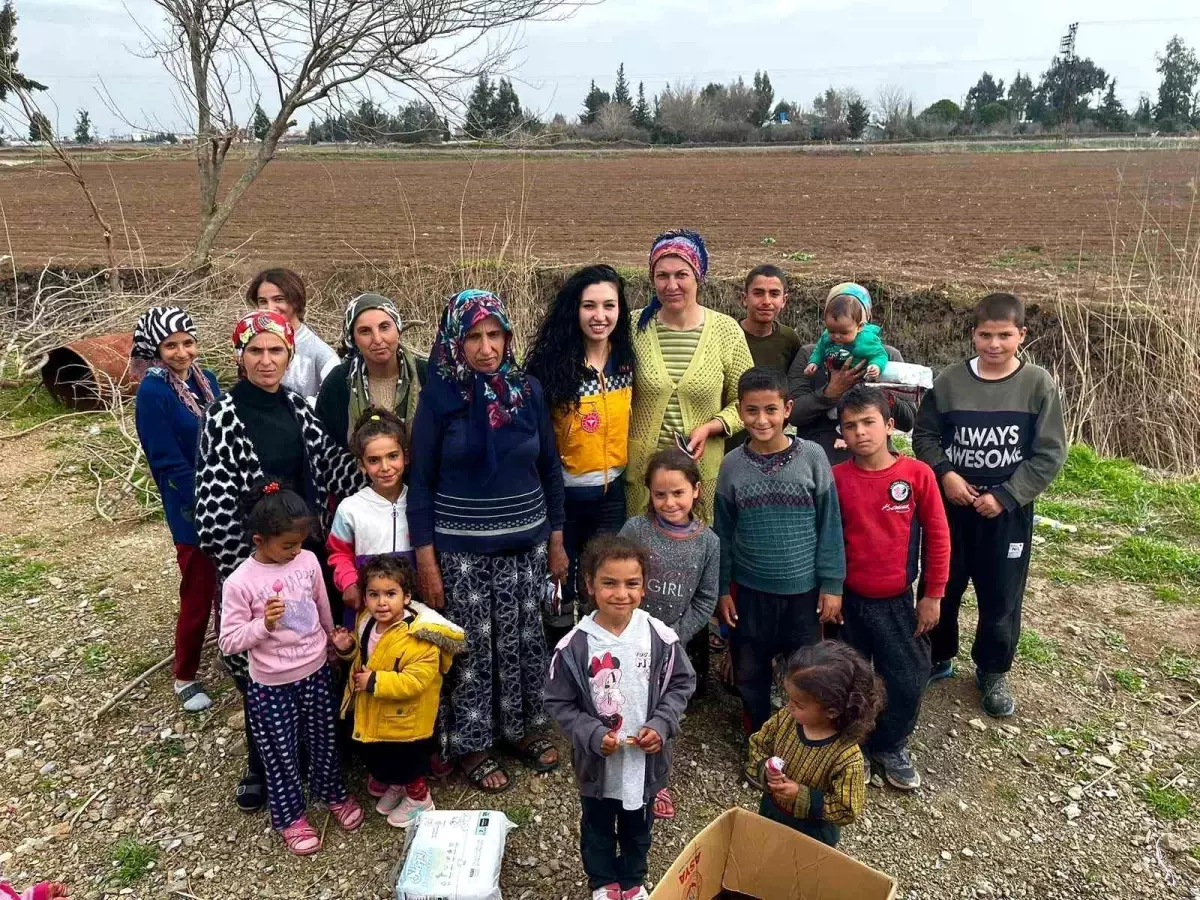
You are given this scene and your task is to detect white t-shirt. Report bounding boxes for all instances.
[578,610,653,811]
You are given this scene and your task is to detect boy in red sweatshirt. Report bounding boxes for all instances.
[833,386,949,791]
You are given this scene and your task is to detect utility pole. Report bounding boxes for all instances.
[1058,22,1079,138]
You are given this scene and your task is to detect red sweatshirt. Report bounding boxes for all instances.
[832,455,950,599]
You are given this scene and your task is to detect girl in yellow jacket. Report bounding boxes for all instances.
[331,555,464,828]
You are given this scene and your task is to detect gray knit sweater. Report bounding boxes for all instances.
[618,516,720,645]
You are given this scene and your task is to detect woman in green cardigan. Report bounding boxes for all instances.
[627,229,754,523]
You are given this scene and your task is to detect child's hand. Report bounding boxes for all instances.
[803,362,818,376]
[818,593,843,625]
[717,593,738,628]
[600,730,620,756]
[330,626,354,652]
[264,596,286,631]
[342,584,362,610]
[972,492,1004,519]
[833,437,847,450]
[864,364,881,380]
[941,471,980,506]
[636,727,663,754]
[352,670,372,693]
[766,770,800,805]
[915,596,941,636]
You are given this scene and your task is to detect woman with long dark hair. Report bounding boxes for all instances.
[525,265,634,644]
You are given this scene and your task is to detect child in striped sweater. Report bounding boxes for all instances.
[746,641,883,847]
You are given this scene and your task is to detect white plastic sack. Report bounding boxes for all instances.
[879,361,933,389]
[395,810,516,900]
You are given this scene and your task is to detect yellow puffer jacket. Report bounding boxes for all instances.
[552,368,633,482]
[338,601,465,743]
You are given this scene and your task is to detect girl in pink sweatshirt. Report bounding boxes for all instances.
[218,482,363,855]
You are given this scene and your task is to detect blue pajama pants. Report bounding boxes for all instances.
[245,663,347,830]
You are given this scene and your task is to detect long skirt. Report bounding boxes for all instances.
[438,543,551,757]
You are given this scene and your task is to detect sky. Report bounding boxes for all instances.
[10,0,1200,138]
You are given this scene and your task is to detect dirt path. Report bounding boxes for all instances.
[0,421,1197,899]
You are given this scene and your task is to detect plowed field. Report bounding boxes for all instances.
[2,148,1198,278]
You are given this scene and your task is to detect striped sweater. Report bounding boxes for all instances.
[746,708,865,826]
[714,437,845,597]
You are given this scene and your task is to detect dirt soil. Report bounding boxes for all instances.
[1,421,1198,900]
[2,149,1198,282]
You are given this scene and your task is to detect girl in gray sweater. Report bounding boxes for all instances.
[618,449,719,820]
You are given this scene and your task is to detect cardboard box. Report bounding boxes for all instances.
[649,808,896,900]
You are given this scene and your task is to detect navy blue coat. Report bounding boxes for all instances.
[134,367,222,546]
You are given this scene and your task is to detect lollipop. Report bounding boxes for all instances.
[272,579,284,595]
[765,757,785,777]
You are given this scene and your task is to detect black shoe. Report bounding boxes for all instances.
[977,672,1016,718]
[235,771,265,813]
[870,747,921,791]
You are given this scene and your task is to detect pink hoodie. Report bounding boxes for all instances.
[218,549,334,686]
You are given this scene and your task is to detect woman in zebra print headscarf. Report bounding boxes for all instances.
[131,306,222,714]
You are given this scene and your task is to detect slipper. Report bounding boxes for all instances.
[653,787,675,820]
[463,755,513,794]
[281,816,321,855]
[510,737,560,774]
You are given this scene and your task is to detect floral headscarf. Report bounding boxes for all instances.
[639,229,709,330]
[425,289,530,476]
[130,306,215,418]
[232,310,294,377]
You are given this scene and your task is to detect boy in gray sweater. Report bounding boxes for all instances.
[546,535,696,900]
[914,293,1067,718]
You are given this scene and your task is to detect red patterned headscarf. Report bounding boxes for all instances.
[232,310,295,367]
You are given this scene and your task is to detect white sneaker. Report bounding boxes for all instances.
[622,887,649,900]
[375,785,405,815]
[386,792,434,828]
[591,885,621,900]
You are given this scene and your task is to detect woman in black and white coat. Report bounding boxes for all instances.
[194,310,364,813]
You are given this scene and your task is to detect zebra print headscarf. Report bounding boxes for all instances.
[131,306,215,419]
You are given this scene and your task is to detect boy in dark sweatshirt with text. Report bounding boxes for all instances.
[914,292,1066,718]
[716,367,845,735]
[834,386,949,790]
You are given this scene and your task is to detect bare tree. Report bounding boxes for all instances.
[144,0,587,270]
[874,85,915,139]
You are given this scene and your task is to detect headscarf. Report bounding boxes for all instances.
[232,310,295,377]
[425,289,530,476]
[341,293,409,428]
[638,229,709,330]
[131,306,215,419]
[826,282,873,320]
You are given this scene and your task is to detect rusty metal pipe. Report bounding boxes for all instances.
[41,333,137,410]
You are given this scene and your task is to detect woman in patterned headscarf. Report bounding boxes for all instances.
[316,293,426,450]
[408,289,567,793]
[194,310,364,814]
[132,307,221,714]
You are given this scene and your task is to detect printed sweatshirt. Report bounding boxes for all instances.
[833,455,950,599]
[217,549,334,686]
[326,485,414,593]
[617,516,720,644]
[714,438,845,597]
[913,359,1068,510]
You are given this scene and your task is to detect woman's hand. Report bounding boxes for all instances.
[548,531,569,587]
[687,419,725,461]
[342,584,362,610]
[416,546,445,609]
[821,360,866,400]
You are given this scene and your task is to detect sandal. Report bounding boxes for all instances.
[511,736,560,774]
[281,816,321,855]
[463,755,513,794]
[328,796,364,831]
[235,771,265,813]
[653,787,676,820]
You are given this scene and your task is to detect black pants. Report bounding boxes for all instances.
[356,737,433,786]
[730,585,822,734]
[840,589,929,754]
[929,503,1034,674]
[686,628,710,696]
[230,671,266,778]
[757,793,839,847]
[546,480,627,645]
[580,796,654,891]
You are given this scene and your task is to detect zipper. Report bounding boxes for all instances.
[391,503,398,553]
[598,368,609,489]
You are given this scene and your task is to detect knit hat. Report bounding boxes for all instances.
[639,229,709,330]
[826,282,873,320]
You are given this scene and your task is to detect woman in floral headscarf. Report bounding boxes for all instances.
[316,293,426,450]
[194,310,364,814]
[408,289,567,793]
[132,306,221,714]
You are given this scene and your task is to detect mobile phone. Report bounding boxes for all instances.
[674,431,693,457]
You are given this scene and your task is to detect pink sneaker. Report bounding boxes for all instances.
[328,796,364,831]
[375,785,406,815]
[367,775,388,798]
[385,792,435,828]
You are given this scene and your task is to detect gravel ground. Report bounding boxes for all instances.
[1,424,1198,900]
